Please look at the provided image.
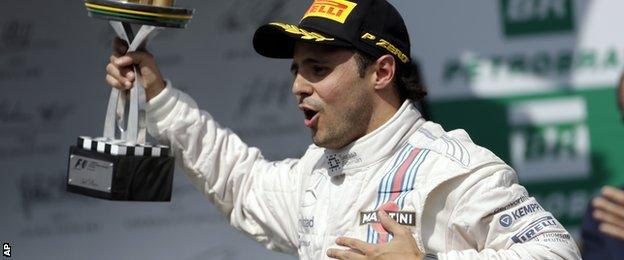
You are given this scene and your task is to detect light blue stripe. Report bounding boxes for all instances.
[370,144,416,245]
[407,150,428,190]
[400,150,428,207]
[381,145,413,203]
[376,144,409,203]
[375,144,412,208]
[398,150,429,208]
[396,149,424,206]
[400,149,423,191]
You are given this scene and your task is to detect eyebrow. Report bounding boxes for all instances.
[290,58,329,74]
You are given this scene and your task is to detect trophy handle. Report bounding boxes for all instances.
[103,21,160,145]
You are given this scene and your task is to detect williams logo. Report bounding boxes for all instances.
[500,0,575,37]
[512,216,559,243]
[302,0,357,24]
[360,211,416,226]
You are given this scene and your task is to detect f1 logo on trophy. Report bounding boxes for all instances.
[66,0,194,201]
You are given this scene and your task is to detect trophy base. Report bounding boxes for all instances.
[67,145,174,201]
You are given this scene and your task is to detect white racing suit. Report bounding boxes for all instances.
[145,85,581,259]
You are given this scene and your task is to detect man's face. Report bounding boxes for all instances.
[291,42,374,150]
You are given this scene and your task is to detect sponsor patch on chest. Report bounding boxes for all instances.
[359,211,416,226]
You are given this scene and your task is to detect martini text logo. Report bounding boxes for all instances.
[500,0,575,37]
[302,0,357,24]
[360,211,416,226]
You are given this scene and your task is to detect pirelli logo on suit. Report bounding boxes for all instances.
[302,0,358,24]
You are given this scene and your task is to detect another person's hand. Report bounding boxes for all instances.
[105,37,165,101]
[326,211,423,260]
[592,186,624,240]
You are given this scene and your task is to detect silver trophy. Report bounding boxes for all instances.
[66,0,194,201]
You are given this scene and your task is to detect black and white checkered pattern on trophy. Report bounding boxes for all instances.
[67,0,194,201]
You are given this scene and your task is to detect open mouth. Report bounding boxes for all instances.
[301,107,319,127]
[303,108,317,120]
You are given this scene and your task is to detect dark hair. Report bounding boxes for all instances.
[354,51,427,102]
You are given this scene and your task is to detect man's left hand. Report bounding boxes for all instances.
[326,211,423,260]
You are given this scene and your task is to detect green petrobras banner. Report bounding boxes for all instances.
[429,88,623,228]
[401,0,624,236]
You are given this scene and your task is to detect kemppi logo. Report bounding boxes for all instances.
[302,0,357,24]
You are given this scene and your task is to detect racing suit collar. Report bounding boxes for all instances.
[322,100,424,177]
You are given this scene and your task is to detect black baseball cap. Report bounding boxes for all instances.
[253,0,411,65]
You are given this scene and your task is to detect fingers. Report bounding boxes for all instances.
[106,74,126,90]
[106,62,134,89]
[593,209,624,228]
[123,51,155,66]
[105,51,154,89]
[593,188,624,242]
[599,222,624,240]
[593,197,624,220]
[336,237,374,255]
[379,210,410,236]
[112,37,128,57]
[326,248,366,260]
[602,186,624,204]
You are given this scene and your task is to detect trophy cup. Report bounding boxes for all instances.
[66,0,194,201]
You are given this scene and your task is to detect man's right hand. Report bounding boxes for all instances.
[105,37,165,101]
[592,186,624,241]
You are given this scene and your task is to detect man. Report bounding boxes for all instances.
[105,0,581,259]
[581,75,624,259]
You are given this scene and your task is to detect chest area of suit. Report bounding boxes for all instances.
[297,145,431,251]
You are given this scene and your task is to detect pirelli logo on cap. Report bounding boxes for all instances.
[302,0,357,24]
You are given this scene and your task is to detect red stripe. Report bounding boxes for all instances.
[378,234,388,244]
[388,148,420,201]
[375,148,421,245]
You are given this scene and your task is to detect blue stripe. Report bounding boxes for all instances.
[398,150,429,208]
[401,150,428,205]
[375,144,412,208]
[397,150,425,207]
[399,150,428,207]
[397,154,420,207]
[370,144,421,244]
[400,149,423,191]
[408,150,428,188]
[382,145,413,199]
[375,147,405,205]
